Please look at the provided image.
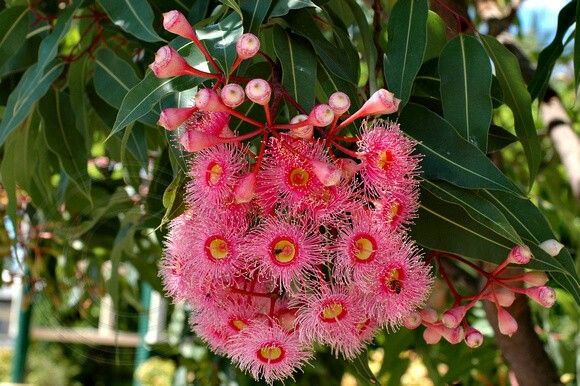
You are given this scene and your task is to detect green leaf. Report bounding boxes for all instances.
[424,11,446,62]
[94,48,141,107]
[316,61,358,108]
[399,103,522,195]
[270,0,318,17]
[341,0,377,91]
[287,9,359,84]
[422,180,522,244]
[219,0,243,18]
[240,0,272,34]
[529,1,575,99]
[273,26,317,110]
[412,188,514,264]
[68,55,93,147]
[439,34,492,152]
[111,38,207,135]
[97,0,162,42]
[384,0,428,106]
[481,35,541,188]
[487,124,518,153]
[0,0,81,146]
[574,0,580,91]
[482,190,580,302]
[0,6,30,70]
[197,12,243,76]
[39,90,92,203]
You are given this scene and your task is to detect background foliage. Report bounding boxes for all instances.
[0,0,578,384]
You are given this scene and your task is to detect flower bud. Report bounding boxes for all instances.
[195,88,224,112]
[150,45,195,78]
[359,89,400,116]
[497,307,518,336]
[442,306,468,329]
[335,158,360,181]
[308,104,334,127]
[311,159,342,187]
[220,83,245,108]
[419,308,438,323]
[494,287,515,307]
[179,130,222,152]
[402,312,422,330]
[245,79,271,105]
[163,10,196,41]
[236,33,260,59]
[423,327,442,344]
[538,239,564,257]
[158,107,196,130]
[439,325,464,344]
[507,245,532,265]
[288,115,314,139]
[233,173,256,204]
[522,271,549,287]
[465,327,483,348]
[525,286,556,308]
[328,92,351,115]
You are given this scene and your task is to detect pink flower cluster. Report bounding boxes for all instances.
[154,11,432,383]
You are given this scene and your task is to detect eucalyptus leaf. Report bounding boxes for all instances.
[98,0,162,42]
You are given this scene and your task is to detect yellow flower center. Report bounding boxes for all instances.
[320,302,347,322]
[257,344,285,363]
[271,238,297,264]
[386,201,402,224]
[205,236,229,260]
[206,162,224,186]
[288,167,310,188]
[229,318,248,332]
[377,149,394,171]
[351,234,377,262]
[383,267,404,294]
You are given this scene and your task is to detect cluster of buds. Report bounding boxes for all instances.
[154,10,432,384]
[404,245,557,348]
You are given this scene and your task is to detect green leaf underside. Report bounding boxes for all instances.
[97,0,162,42]
[270,0,318,17]
[481,35,541,188]
[439,34,492,152]
[273,26,317,110]
[399,103,522,195]
[384,0,428,106]
[528,1,575,100]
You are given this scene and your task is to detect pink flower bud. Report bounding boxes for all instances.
[245,79,271,105]
[497,307,518,336]
[522,271,548,286]
[162,10,196,41]
[442,306,468,329]
[220,83,245,108]
[402,312,422,329]
[538,239,564,257]
[494,287,515,307]
[419,308,438,323]
[439,325,464,344]
[179,130,222,152]
[335,158,360,181]
[525,286,556,308]
[308,104,334,127]
[328,92,351,115]
[423,327,442,344]
[233,173,256,204]
[311,159,342,187]
[359,89,400,116]
[507,245,532,265]
[195,88,224,112]
[465,327,483,348]
[158,107,196,130]
[150,46,195,78]
[288,115,313,139]
[236,33,260,59]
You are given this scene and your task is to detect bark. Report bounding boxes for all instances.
[483,295,562,386]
